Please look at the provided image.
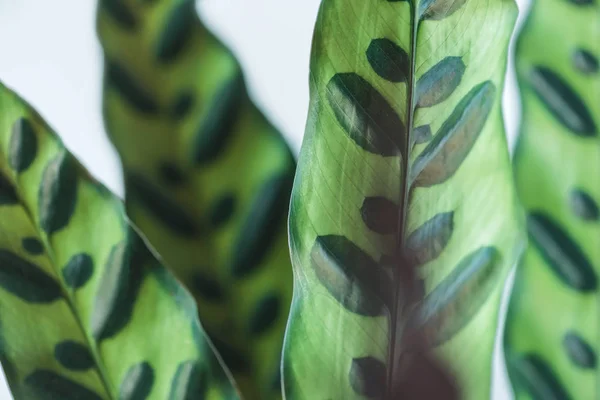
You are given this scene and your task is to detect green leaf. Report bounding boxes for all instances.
[0,82,237,400]
[97,1,295,398]
[283,0,524,398]
[503,0,599,398]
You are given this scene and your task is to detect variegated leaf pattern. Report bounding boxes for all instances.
[0,82,238,400]
[96,1,295,398]
[503,0,600,397]
[283,0,525,399]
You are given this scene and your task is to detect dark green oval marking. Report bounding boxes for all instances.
[25,370,103,400]
[192,73,244,165]
[100,0,136,29]
[410,246,502,346]
[311,235,392,316]
[191,273,224,302]
[168,361,207,400]
[412,125,432,148]
[210,337,249,372]
[567,0,595,6]
[366,38,410,83]
[126,172,200,237]
[231,168,294,278]
[9,118,38,173]
[22,237,44,256]
[91,231,148,341]
[416,57,466,108]
[360,196,399,234]
[39,152,78,235]
[62,253,94,290]
[249,294,280,335]
[54,341,95,371]
[563,332,596,369]
[411,81,496,187]
[209,193,236,228]
[158,162,186,186]
[0,250,62,303]
[349,357,386,398]
[0,173,18,205]
[419,0,467,20]
[529,67,597,136]
[106,61,159,115]
[155,0,196,63]
[326,73,405,157]
[573,49,599,74]
[570,189,599,221]
[528,212,597,292]
[404,212,454,266]
[170,91,195,119]
[120,362,155,400]
[507,354,571,400]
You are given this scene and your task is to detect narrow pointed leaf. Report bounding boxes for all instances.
[283,0,524,399]
[97,2,295,398]
[504,0,600,398]
[0,82,237,400]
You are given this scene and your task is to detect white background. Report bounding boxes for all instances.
[0,0,529,398]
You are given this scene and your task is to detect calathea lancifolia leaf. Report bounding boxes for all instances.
[97,1,295,398]
[0,82,237,400]
[503,0,599,397]
[283,0,525,399]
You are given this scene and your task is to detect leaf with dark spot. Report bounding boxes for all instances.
[528,212,596,292]
[54,341,95,371]
[191,273,224,302]
[9,118,38,173]
[192,74,245,165]
[39,152,78,234]
[209,194,236,228]
[155,0,196,63]
[170,91,195,119]
[169,361,207,400]
[106,61,159,115]
[62,253,94,290]
[326,73,405,157]
[231,169,294,278]
[249,294,280,335]
[0,250,62,303]
[366,38,410,83]
[127,172,200,237]
[21,237,43,255]
[507,354,572,400]
[91,231,148,341]
[404,212,454,266]
[119,362,155,400]
[529,67,597,136]
[409,247,502,346]
[0,173,18,205]
[416,57,466,108]
[310,235,392,316]
[25,370,103,400]
[349,357,386,398]
[412,125,432,148]
[570,189,599,221]
[411,81,496,187]
[158,162,186,186]
[563,332,596,369]
[360,196,399,234]
[100,0,136,29]
[573,49,599,74]
[419,0,468,20]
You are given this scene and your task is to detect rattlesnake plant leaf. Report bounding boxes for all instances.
[0,82,238,400]
[503,0,599,397]
[282,0,526,398]
[96,1,295,398]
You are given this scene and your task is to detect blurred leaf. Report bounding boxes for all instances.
[0,82,237,400]
[283,0,525,398]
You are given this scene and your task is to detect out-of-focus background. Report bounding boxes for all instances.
[0,0,530,398]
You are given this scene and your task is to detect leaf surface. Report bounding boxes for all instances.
[283,0,524,398]
[0,82,237,400]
